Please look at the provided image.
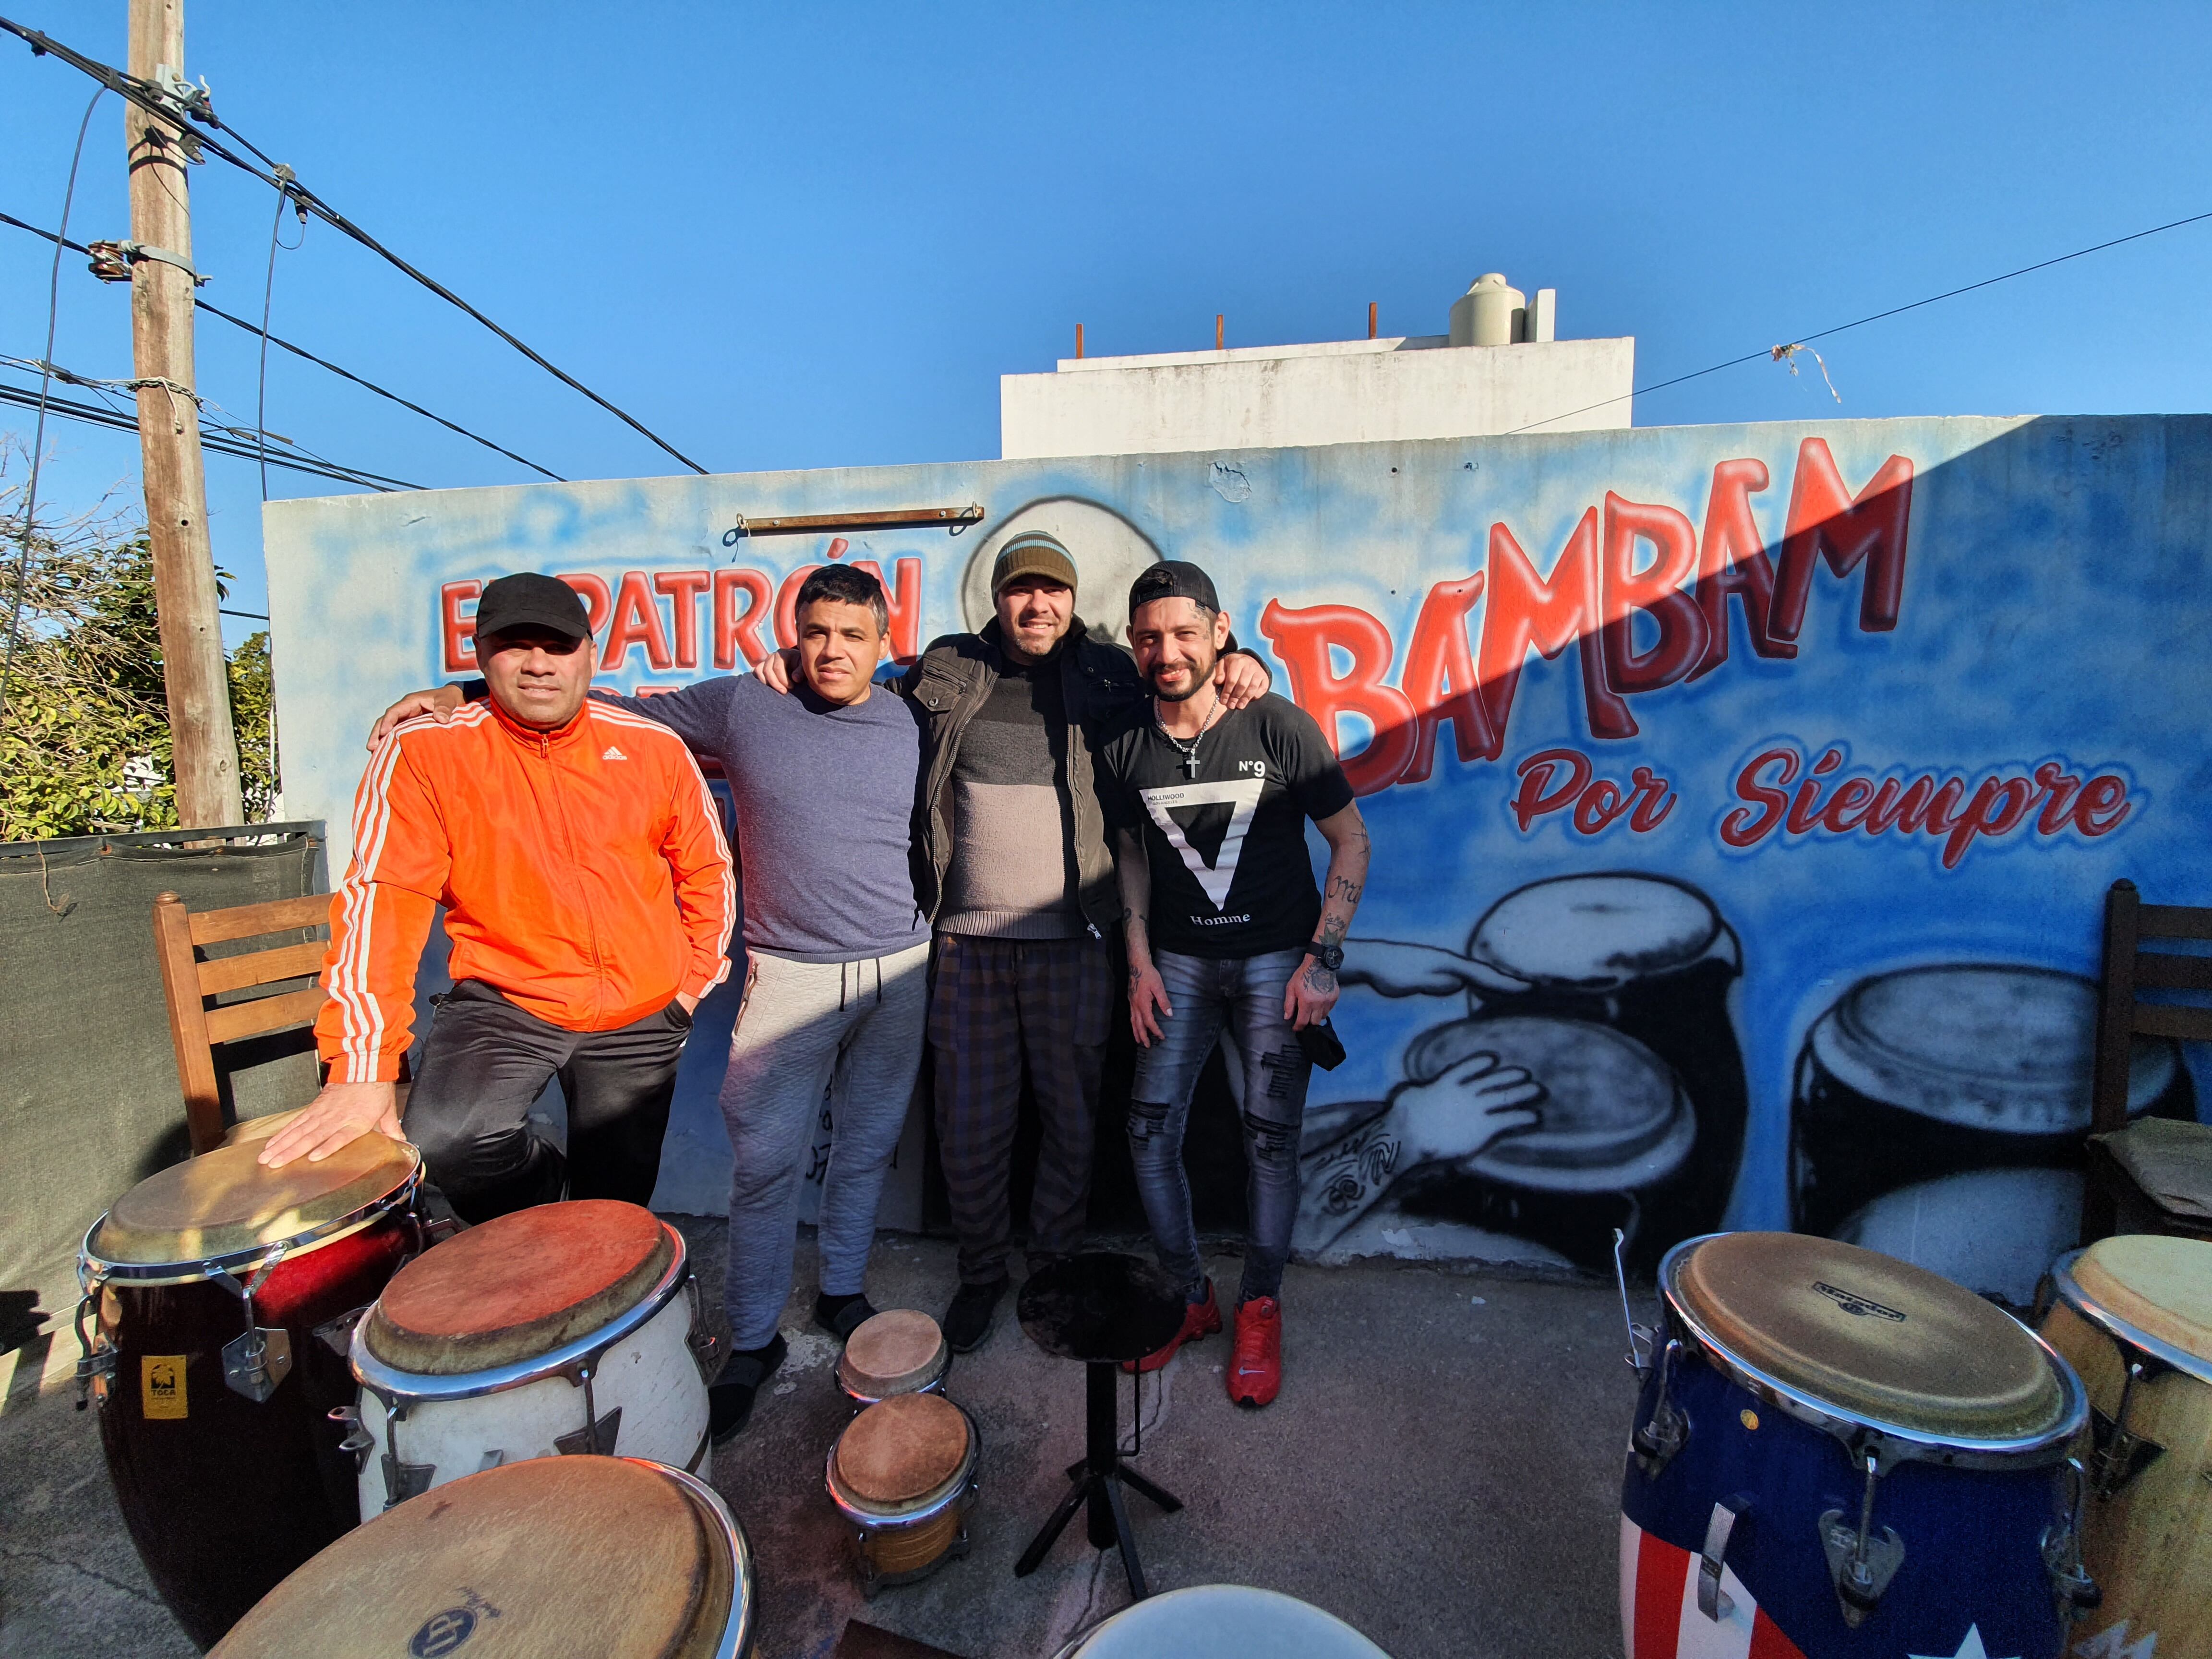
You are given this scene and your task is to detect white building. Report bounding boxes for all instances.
[1001,273,1634,459]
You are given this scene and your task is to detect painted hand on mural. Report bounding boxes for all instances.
[367,682,466,749]
[1337,938,1528,999]
[1295,1053,1543,1246]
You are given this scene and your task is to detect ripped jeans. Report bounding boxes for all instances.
[1127,947,1313,1305]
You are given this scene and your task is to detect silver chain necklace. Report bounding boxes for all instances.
[1156,690,1225,779]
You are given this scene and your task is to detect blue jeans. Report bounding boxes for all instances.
[1127,947,1313,1305]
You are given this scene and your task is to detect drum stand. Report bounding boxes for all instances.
[1014,1359,1180,1598]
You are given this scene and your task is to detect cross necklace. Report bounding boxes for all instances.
[1157,689,1225,778]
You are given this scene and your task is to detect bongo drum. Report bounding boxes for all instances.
[1621,1232,2092,1659]
[350,1200,712,1513]
[1791,965,2192,1304]
[76,1135,423,1648]
[208,1454,755,1658]
[2041,1236,2212,1659]
[837,1308,950,1407]
[1054,1585,1392,1658]
[825,1391,979,1595]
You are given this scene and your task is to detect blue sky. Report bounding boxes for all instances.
[4,2,2210,637]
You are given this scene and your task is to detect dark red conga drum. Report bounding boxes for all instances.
[76,1133,422,1647]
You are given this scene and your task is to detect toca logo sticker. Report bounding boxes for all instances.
[141,1355,187,1419]
[1814,1281,1906,1322]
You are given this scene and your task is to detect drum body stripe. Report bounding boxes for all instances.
[1621,1516,1806,1659]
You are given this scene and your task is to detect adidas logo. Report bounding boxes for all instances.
[601,746,628,761]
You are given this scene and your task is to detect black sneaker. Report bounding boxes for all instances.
[942,1276,1008,1354]
[708,1334,787,1445]
[813,1291,878,1342]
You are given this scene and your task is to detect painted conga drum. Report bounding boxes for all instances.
[208,1454,755,1658]
[1622,1232,2092,1659]
[350,1200,713,1513]
[1054,1585,1392,1657]
[1460,874,1747,1265]
[2041,1235,2212,1659]
[825,1390,979,1595]
[76,1135,423,1647]
[837,1308,950,1407]
[1791,965,2192,1304]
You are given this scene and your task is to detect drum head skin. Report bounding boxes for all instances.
[1069,1585,1391,1658]
[93,1135,415,1265]
[2073,1234,2212,1360]
[836,1393,971,1509]
[1809,964,2176,1133]
[1404,1016,1692,1191]
[1672,1233,2067,1442]
[208,1456,720,1659]
[1467,874,1727,990]
[367,1201,673,1375]
[842,1309,946,1394]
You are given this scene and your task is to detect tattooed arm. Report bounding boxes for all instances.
[1117,827,1173,1046]
[1284,800,1370,1030]
[1295,1052,1546,1247]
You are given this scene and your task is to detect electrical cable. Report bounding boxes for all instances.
[1506,207,2212,435]
[255,169,296,502]
[0,16,711,475]
[0,210,566,482]
[0,85,101,743]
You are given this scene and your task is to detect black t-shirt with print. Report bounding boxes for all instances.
[1098,691,1356,960]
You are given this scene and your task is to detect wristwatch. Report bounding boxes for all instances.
[1304,939,1345,972]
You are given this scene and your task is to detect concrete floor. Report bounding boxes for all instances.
[0,1225,1636,1659]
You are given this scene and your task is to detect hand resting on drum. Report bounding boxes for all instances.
[259,1080,404,1169]
[1294,1052,1544,1246]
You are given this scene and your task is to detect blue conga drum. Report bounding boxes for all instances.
[1621,1232,2092,1659]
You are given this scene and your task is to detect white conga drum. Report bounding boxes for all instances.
[2042,1235,2212,1659]
[1054,1585,1391,1657]
[350,1200,712,1512]
[825,1391,979,1595]
[209,1455,754,1657]
[837,1309,950,1407]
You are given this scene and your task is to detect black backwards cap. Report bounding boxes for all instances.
[1128,560,1220,616]
[473,572,593,641]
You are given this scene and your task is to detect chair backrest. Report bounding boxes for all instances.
[152,890,332,1155]
[2092,878,2212,1136]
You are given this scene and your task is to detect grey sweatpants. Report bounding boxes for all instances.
[721,942,930,1350]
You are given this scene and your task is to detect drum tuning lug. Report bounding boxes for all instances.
[2086,1358,2167,1497]
[1631,1338,1690,1478]
[71,1296,114,1411]
[555,1405,624,1458]
[381,1453,435,1508]
[222,1325,293,1403]
[314,1304,371,1359]
[327,1405,375,1463]
[1820,1453,1903,1626]
[1697,1495,1752,1622]
[1611,1229,1652,1376]
[2042,1457,2102,1620]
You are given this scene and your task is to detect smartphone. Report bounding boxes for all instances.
[1296,1018,1347,1071]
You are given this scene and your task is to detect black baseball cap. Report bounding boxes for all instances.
[473,572,593,642]
[1129,560,1220,616]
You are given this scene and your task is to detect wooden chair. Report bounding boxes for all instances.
[2084,878,2212,1240]
[153,890,332,1155]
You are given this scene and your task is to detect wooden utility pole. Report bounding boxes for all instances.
[127,0,242,827]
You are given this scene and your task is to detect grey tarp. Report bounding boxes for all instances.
[0,823,325,1363]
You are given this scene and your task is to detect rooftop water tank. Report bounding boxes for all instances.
[1449,273,1525,347]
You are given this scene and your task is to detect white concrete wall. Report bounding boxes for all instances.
[1001,335,1634,458]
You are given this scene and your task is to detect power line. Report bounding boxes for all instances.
[1508,207,2212,435]
[0,210,565,481]
[0,16,711,475]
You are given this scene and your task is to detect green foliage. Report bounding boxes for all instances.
[0,474,275,842]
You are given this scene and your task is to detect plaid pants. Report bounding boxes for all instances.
[928,933,1110,1285]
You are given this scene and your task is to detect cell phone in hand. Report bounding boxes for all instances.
[1296,1018,1346,1071]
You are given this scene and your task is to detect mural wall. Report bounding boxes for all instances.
[264,414,2212,1303]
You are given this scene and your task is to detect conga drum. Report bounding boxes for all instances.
[825,1390,979,1595]
[350,1200,712,1512]
[2041,1235,2212,1659]
[837,1308,950,1407]
[1622,1232,2092,1659]
[76,1135,423,1647]
[208,1455,755,1658]
[1791,965,2192,1304]
[1053,1585,1392,1657]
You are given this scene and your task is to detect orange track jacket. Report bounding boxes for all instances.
[315,697,735,1084]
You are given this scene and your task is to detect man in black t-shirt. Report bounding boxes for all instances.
[1097,561,1371,1408]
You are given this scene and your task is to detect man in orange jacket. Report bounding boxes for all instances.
[261,573,735,1222]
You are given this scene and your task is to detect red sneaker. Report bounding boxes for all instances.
[1228,1296,1282,1407]
[1125,1279,1223,1373]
